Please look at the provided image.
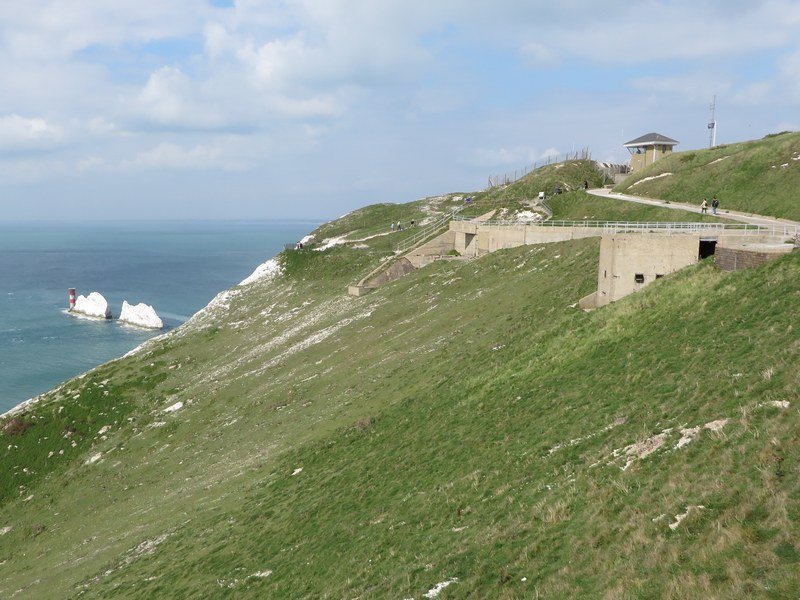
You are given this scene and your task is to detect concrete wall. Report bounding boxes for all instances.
[469,224,605,255]
[715,243,793,271]
[454,231,479,257]
[406,231,457,267]
[365,257,416,287]
[594,234,699,307]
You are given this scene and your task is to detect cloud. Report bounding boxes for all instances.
[120,142,247,171]
[731,82,773,106]
[0,114,64,151]
[629,74,732,103]
[0,1,209,59]
[779,50,800,98]
[470,146,535,167]
[132,66,228,130]
[503,0,800,65]
[2,1,800,218]
[519,42,559,67]
[468,146,565,169]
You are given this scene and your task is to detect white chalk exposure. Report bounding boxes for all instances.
[163,401,184,413]
[71,292,112,319]
[240,258,282,286]
[119,301,164,329]
[424,578,458,598]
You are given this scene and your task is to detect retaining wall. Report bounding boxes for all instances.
[407,231,457,267]
[715,244,793,271]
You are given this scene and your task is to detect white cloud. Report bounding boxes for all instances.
[0,114,63,151]
[779,50,800,98]
[121,142,246,171]
[519,42,559,67]
[470,146,535,167]
[629,75,732,103]
[731,82,773,106]
[0,1,209,59]
[469,145,566,169]
[133,67,227,130]
[1,0,800,218]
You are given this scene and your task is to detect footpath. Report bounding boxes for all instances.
[588,188,800,229]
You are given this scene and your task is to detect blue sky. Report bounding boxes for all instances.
[1,0,798,221]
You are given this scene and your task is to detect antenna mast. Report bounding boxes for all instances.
[707,95,717,148]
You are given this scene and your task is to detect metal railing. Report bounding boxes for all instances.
[450,218,799,237]
[395,206,465,253]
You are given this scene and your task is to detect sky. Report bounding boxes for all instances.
[1,0,799,221]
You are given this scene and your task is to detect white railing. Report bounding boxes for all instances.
[450,218,799,237]
[396,207,464,253]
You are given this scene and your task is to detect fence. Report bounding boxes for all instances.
[395,206,465,254]
[487,148,592,189]
[451,218,799,238]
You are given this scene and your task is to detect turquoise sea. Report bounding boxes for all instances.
[0,220,316,413]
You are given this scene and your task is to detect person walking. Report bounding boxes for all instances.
[711,197,719,215]
[390,222,395,232]
[700,198,708,214]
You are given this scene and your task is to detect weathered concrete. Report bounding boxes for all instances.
[347,285,372,297]
[578,291,598,310]
[406,231,457,267]
[715,242,794,271]
[594,234,700,308]
[365,257,416,287]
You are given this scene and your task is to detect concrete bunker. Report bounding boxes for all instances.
[580,233,701,309]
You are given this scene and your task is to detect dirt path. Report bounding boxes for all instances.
[588,188,800,228]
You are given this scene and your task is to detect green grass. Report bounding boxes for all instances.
[615,131,800,221]
[459,159,604,219]
[1,185,798,598]
[311,195,464,243]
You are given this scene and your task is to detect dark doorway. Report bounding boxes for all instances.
[699,239,717,259]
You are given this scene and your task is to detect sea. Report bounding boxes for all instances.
[0,220,317,414]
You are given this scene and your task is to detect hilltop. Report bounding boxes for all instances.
[1,153,798,598]
[615,131,800,221]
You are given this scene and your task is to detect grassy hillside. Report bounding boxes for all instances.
[1,178,798,598]
[615,131,800,221]
[459,160,604,219]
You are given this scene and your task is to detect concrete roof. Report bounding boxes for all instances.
[623,132,679,147]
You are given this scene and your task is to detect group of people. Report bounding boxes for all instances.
[700,196,720,215]
[390,219,415,232]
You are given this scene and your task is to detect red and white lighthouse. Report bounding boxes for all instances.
[68,288,76,311]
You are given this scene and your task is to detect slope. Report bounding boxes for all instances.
[614,131,800,221]
[1,177,798,599]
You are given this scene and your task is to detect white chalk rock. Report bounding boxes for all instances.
[119,301,164,329]
[239,258,281,286]
[72,292,112,319]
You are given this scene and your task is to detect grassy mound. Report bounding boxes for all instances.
[459,159,604,219]
[615,131,800,221]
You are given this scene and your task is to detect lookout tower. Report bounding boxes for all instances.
[624,133,679,172]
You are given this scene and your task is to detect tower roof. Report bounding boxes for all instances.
[623,132,679,147]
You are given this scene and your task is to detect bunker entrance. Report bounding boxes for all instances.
[699,239,717,259]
